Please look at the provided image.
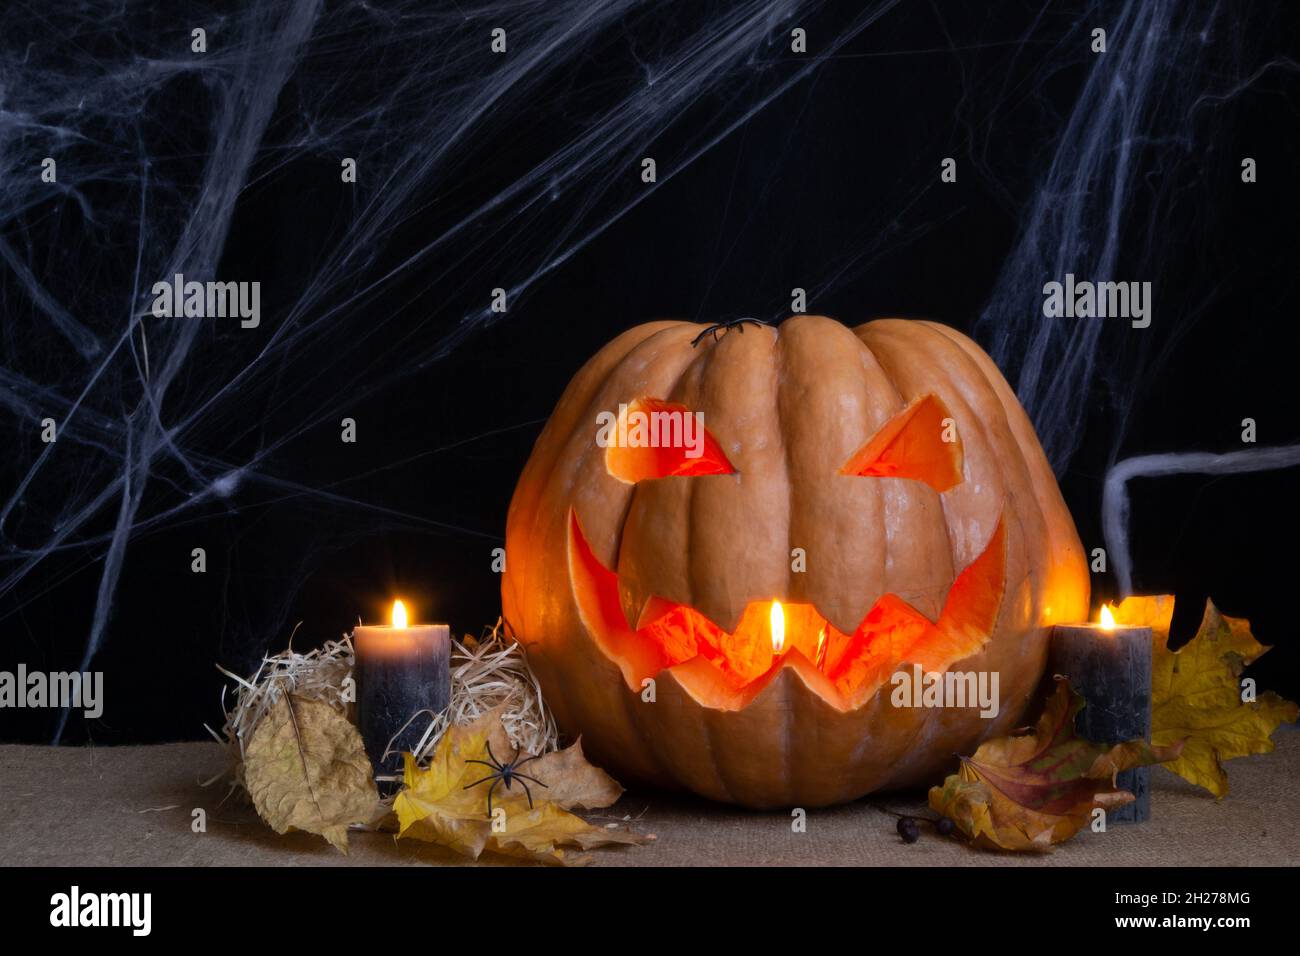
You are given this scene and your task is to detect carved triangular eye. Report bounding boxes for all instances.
[839,393,963,492]
[605,397,735,483]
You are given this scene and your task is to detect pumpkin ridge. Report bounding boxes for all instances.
[773,320,796,629]
[683,333,718,636]
[701,706,739,804]
[913,321,1060,652]
[862,321,999,576]
[853,332,914,627]
[616,633,672,787]
[606,324,715,624]
[557,322,699,583]
[777,667,795,805]
[506,321,680,616]
[915,319,1066,574]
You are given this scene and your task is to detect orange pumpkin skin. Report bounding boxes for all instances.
[503,316,1089,808]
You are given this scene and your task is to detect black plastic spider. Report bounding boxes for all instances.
[690,317,768,346]
[462,741,549,817]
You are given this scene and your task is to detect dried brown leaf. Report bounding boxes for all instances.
[929,679,1182,851]
[244,693,380,852]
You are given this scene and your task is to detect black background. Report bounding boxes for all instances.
[2,1,1298,745]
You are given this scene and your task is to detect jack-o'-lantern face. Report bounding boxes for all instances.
[503,316,1089,808]
[573,390,1004,710]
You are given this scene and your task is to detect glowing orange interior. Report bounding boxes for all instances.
[840,393,963,492]
[605,398,735,482]
[568,510,1006,710]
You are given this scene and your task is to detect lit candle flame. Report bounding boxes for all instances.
[392,599,408,629]
[770,600,785,654]
[815,625,828,670]
[1099,604,1116,630]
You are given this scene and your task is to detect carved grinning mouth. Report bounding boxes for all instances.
[567,509,1008,711]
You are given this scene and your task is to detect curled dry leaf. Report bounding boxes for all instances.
[394,707,651,865]
[1112,595,1298,798]
[244,693,381,853]
[928,679,1183,852]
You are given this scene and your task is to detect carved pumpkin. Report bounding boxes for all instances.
[503,316,1088,808]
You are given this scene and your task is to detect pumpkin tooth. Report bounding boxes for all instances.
[618,575,653,634]
[634,594,677,630]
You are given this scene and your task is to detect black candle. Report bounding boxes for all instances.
[353,600,451,781]
[1048,611,1153,823]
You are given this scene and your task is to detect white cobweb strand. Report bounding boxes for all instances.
[205,619,558,791]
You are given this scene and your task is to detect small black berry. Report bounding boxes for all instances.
[897,816,920,843]
[936,816,955,836]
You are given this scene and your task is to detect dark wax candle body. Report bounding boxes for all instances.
[1048,624,1153,823]
[353,625,450,780]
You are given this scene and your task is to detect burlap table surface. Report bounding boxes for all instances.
[3,731,1295,866]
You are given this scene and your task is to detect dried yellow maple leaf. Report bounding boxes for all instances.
[929,679,1182,852]
[394,708,651,864]
[244,693,381,852]
[1112,594,1298,797]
